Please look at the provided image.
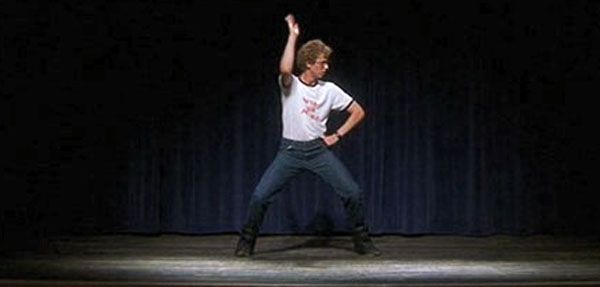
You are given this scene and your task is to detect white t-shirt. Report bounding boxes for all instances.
[278,74,354,141]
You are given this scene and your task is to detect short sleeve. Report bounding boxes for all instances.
[330,83,354,111]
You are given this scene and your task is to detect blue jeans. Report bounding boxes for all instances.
[242,138,366,233]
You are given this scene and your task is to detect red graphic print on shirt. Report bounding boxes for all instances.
[301,98,320,121]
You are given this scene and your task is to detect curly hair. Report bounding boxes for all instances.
[296,39,333,72]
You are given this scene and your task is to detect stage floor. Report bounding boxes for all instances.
[1,234,600,286]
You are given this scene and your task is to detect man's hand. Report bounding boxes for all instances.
[285,14,300,36]
[321,134,340,147]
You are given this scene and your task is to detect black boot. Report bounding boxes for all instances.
[352,226,381,256]
[234,227,257,257]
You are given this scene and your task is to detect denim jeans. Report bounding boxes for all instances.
[242,138,366,233]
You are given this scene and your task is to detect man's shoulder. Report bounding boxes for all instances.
[318,80,344,92]
[317,79,336,87]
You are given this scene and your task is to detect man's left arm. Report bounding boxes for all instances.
[322,101,365,146]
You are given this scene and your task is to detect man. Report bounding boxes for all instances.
[235,14,380,257]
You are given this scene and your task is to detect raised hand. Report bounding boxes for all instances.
[285,14,300,36]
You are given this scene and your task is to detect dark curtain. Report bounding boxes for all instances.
[2,1,598,242]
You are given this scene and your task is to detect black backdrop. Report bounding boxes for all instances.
[2,1,598,243]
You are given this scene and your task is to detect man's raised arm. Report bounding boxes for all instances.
[279,14,300,90]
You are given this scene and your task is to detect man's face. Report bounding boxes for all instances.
[307,54,329,79]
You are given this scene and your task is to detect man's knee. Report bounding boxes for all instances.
[250,190,271,206]
[339,181,362,196]
[339,186,363,203]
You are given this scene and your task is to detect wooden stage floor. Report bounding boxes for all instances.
[1,234,599,286]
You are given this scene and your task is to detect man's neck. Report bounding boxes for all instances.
[299,73,318,86]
